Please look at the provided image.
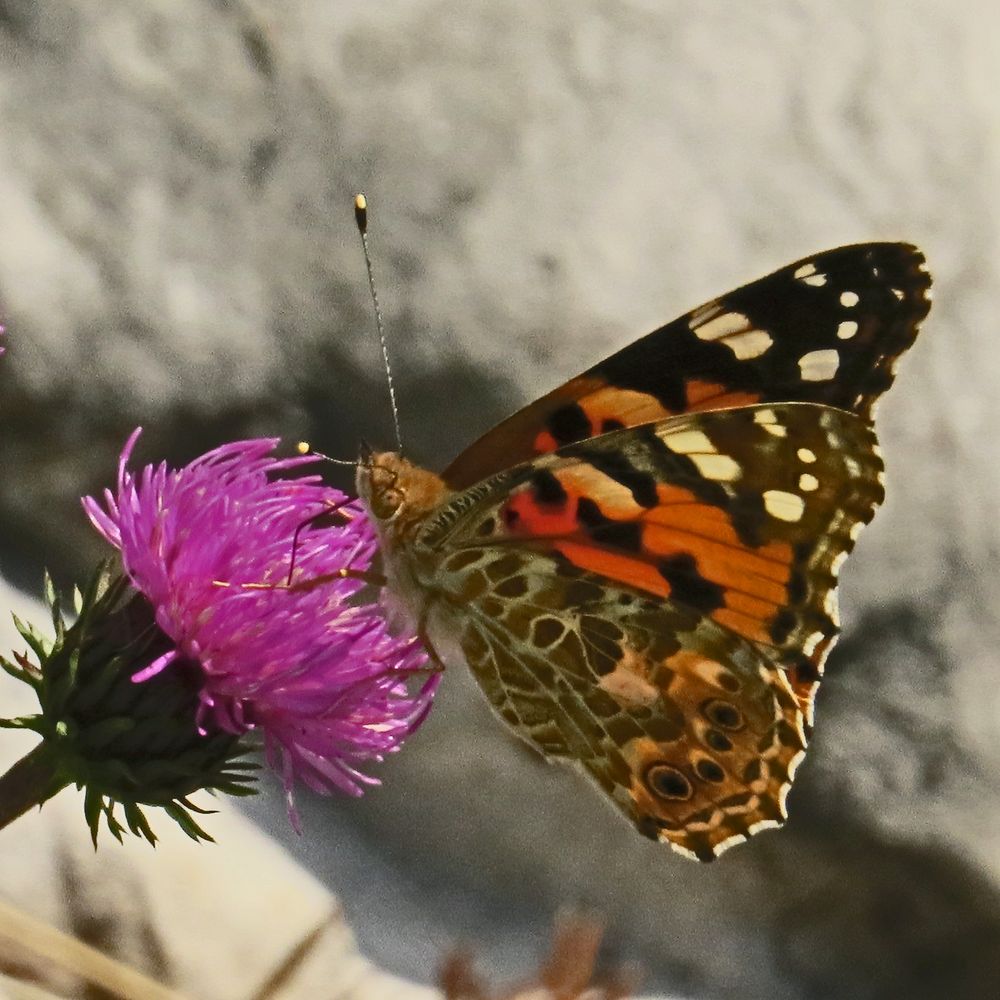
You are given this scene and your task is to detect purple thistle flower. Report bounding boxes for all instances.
[83,430,436,829]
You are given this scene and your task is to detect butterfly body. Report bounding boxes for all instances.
[357,243,931,861]
[356,451,454,648]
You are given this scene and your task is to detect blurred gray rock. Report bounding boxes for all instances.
[1,1,999,997]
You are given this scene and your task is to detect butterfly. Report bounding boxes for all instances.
[355,243,931,861]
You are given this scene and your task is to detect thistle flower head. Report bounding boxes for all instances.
[82,431,436,829]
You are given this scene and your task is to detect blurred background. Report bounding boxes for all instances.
[1,1,999,997]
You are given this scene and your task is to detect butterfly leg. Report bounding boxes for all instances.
[390,605,446,676]
[417,621,446,674]
[285,497,358,585]
[288,567,387,590]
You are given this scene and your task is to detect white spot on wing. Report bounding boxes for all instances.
[666,429,716,454]
[797,448,817,463]
[837,320,858,340]
[691,453,742,481]
[694,311,751,342]
[803,631,825,656]
[798,349,840,382]
[824,589,840,624]
[667,841,701,862]
[752,408,787,435]
[693,311,774,360]
[763,490,805,522]
[777,781,792,817]
[714,832,748,856]
[725,328,774,360]
[840,290,860,307]
[786,746,807,783]
[799,473,819,492]
[794,261,827,286]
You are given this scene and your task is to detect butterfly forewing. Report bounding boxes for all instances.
[443,243,929,490]
[427,404,882,712]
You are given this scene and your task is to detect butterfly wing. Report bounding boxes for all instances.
[417,404,882,858]
[453,563,807,861]
[442,243,929,489]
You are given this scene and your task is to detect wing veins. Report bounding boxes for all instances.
[471,609,614,757]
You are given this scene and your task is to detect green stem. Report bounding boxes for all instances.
[0,744,64,831]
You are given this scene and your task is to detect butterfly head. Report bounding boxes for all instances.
[355,447,449,535]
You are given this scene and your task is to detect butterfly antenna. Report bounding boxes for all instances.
[355,193,404,455]
[295,441,357,467]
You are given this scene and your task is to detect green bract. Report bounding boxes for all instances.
[0,563,257,845]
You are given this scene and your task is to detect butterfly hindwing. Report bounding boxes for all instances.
[450,557,807,861]
[443,243,929,490]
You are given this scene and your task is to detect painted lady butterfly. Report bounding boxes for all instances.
[355,243,931,861]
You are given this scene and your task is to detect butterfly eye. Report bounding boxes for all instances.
[645,763,693,801]
[371,488,404,520]
[702,699,745,731]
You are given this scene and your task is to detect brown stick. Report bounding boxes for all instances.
[0,896,190,1000]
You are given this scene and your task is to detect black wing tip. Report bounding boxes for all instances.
[792,241,931,285]
[842,240,929,285]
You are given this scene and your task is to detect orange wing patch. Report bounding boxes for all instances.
[497,464,794,650]
[683,379,761,411]
[553,541,670,598]
[533,383,678,455]
[533,382,762,456]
